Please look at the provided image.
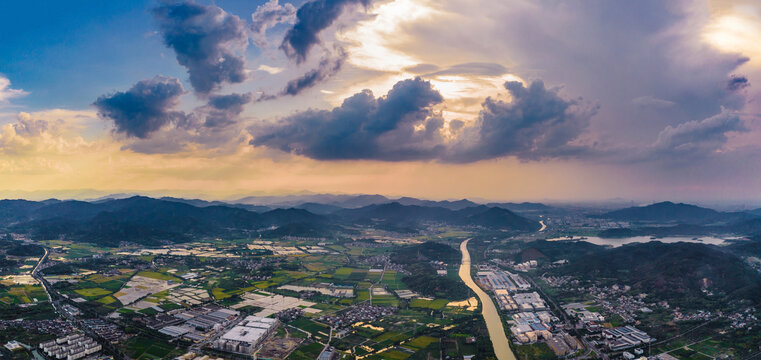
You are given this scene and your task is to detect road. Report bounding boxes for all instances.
[30,247,61,314]
[458,239,516,360]
[367,265,386,305]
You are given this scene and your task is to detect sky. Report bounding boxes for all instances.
[1,0,760,203]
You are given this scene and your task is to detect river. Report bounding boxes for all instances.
[459,239,516,360]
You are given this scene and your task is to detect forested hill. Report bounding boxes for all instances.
[552,241,761,307]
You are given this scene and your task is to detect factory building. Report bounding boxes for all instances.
[214,316,279,355]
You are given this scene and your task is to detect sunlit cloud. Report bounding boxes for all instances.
[0,76,28,104]
[703,7,761,65]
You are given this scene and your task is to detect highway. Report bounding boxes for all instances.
[30,247,60,314]
[458,239,516,360]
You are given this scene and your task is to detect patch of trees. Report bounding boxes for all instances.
[392,241,460,264]
[402,263,469,300]
[7,244,45,256]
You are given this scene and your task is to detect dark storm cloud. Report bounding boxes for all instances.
[250,77,446,160]
[448,80,598,162]
[250,78,598,162]
[281,50,345,96]
[153,1,248,94]
[727,75,750,92]
[202,93,253,128]
[250,0,297,47]
[280,0,370,63]
[93,76,186,139]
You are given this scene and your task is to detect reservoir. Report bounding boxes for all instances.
[458,239,516,360]
[545,235,731,247]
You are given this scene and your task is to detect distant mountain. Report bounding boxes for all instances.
[0,199,50,225]
[6,196,326,246]
[293,202,344,215]
[234,193,553,213]
[160,197,271,212]
[330,195,391,208]
[553,242,761,308]
[234,194,391,208]
[486,202,551,212]
[593,201,749,224]
[395,197,478,210]
[334,202,540,231]
[463,207,541,230]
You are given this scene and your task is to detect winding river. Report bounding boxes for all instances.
[459,239,516,360]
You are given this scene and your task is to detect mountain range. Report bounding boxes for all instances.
[593,201,755,224]
[0,196,540,246]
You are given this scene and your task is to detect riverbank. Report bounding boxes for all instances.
[458,239,516,360]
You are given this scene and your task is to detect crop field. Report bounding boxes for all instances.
[287,342,324,360]
[290,318,330,336]
[403,335,438,351]
[381,271,407,290]
[410,298,449,310]
[0,285,47,304]
[124,336,182,360]
[370,348,412,360]
[334,267,355,280]
[74,287,112,298]
[371,295,399,307]
[301,254,346,272]
[96,295,118,304]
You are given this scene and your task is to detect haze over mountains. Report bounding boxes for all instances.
[4,195,761,247]
[0,195,544,246]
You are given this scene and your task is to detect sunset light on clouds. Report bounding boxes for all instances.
[1,0,760,202]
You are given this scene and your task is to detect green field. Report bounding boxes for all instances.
[74,287,112,298]
[371,294,399,307]
[371,349,411,360]
[287,342,324,360]
[410,298,449,310]
[0,285,48,304]
[514,343,556,360]
[124,336,181,360]
[96,295,117,304]
[404,335,438,350]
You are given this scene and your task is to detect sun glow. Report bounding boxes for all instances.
[703,10,761,65]
[337,0,437,72]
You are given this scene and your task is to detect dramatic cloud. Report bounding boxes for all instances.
[250,0,297,47]
[201,93,253,128]
[0,110,98,158]
[281,0,370,63]
[153,1,248,94]
[651,110,746,158]
[449,80,598,162]
[93,76,186,139]
[250,77,445,160]
[0,75,28,103]
[282,50,346,96]
[251,78,599,162]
